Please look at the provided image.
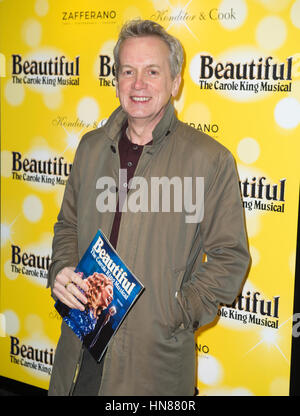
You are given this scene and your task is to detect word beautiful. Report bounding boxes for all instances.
[240,177,286,214]
[219,291,280,329]
[11,54,80,87]
[96,170,204,224]
[12,55,80,76]
[199,55,293,93]
[11,151,71,186]
[10,336,53,376]
[91,236,135,299]
[11,244,50,279]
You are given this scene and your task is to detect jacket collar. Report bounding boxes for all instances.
[103,100,178,146]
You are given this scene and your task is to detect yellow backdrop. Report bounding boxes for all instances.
[1,0,299,395]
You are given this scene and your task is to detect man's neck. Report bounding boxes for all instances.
[126,124,153,146]
[126,107,166,145]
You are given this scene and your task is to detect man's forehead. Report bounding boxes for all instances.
[119,37,169,65]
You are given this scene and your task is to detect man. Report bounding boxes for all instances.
[47,19,250,396]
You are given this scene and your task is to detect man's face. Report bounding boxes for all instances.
[116,36,181,124]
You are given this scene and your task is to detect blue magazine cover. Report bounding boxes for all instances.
[55,229,144,362]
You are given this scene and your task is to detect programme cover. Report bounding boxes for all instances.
[55,229,144,362]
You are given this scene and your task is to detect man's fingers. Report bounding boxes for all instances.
[54,267,88,310]
[65,282,88,306]
[71,273,89,292]
[56,267,76,285]
[58,267,89,293]
[53,284,86,311]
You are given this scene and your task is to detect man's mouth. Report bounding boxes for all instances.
[131,96,151,102]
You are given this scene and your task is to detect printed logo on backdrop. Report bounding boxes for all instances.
[11,151,72,187]
[240,176,286,214]
[10,243,51,281]
[11,54,80,88]
[150,6,238,24]
[185,121,220,138]
[195,342,210,355]
[51,115,99,130]
[218,290,280,329]
[98,54,116,88]
[190,53,295,100]
[61,10,117,25]
[9,336,53,377]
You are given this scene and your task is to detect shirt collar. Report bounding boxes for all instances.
[104,100,178,146]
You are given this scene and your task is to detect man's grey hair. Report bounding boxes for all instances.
[113,19,184,80]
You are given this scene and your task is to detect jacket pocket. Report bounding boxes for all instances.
[170,268,191,333]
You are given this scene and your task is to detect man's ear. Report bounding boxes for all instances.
[115,79,119,98]
[171,73,181,98]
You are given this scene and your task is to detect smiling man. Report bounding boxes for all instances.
[116,35,181,143]
[47,19,250,396]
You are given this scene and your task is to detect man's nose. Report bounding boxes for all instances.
[133,72,146,89]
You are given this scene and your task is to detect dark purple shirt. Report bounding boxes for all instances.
[109,123,150,248]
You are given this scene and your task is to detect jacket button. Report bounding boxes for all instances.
[109,185,118,193]
[110,145,116,153]
[193,321,199,330]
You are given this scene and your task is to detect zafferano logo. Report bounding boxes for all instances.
[61,10,117,23]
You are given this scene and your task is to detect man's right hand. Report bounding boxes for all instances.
[53,267,89,311]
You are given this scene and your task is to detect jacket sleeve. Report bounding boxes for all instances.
[177,150,250,330]
[46,139,84,298]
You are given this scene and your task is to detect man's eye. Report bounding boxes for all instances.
[123,70,133,76]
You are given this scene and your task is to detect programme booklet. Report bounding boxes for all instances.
[55,229,144,362]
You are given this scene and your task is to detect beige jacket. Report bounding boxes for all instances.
[47,102,250,396]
